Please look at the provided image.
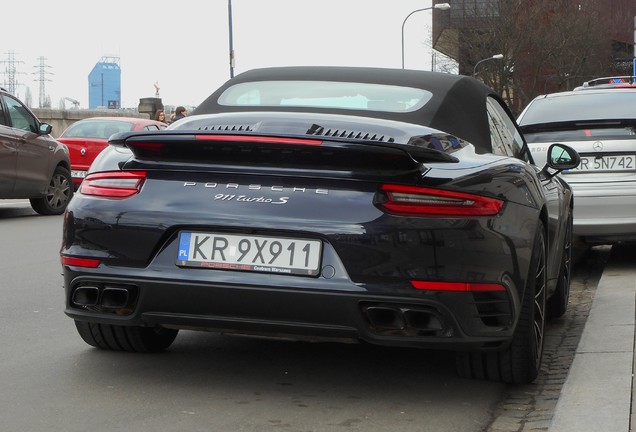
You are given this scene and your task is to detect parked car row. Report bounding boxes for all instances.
[6,66,624,384]
[1,87,167,215]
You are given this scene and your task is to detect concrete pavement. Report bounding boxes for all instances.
[548,244,636,432]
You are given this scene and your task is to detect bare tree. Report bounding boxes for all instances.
[455,0,615,113]
[433,50,459,74]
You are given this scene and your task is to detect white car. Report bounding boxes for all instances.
[518,78,636,244]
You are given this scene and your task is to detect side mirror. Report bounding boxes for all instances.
[541,143,580,177]
[39,123,53,135]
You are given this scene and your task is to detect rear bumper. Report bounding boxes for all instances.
[61,190,534,351]
[63,270,520,351]
[570,186,636,241]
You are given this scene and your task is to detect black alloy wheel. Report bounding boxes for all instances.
[455,223,547,384]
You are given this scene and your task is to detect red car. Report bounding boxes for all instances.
[57,117,167,188]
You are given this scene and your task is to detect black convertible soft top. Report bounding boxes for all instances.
[193,66,506,151]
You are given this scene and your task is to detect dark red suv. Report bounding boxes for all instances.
[0,87,73,215]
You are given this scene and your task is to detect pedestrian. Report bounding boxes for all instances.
[172,106,187,123]
[154,109,167,124]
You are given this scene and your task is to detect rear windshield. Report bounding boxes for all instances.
[62,120,134,139]
[217,81,433,113]
[519,92,636,125]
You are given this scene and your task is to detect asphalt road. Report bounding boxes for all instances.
[0,200,608,432]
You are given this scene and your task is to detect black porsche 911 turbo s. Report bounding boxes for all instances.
[60,66,579,384]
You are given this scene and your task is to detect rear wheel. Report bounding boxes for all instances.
[547,211,572,319]
[74,321,178,353]
[30,166,73,215]
[456,224,547,384]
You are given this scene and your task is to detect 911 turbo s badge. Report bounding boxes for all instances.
[214,194,290,204]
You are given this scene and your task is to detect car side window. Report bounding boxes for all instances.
[4,94,37,132]
[486,97,525,159]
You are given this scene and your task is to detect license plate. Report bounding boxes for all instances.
[177,232,322,276]
[71,170,87,179]
[567,155,636,172]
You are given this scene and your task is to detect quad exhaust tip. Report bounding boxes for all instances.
[362,304,445,335]
[71,285,133,310]
[72,286,99,307]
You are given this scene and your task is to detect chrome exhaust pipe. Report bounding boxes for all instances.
[403,309,443,331]
[101,287,129,308]
[71,286,99,306]
[364,306,406,330]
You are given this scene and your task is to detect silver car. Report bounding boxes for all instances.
[518,80,636,244]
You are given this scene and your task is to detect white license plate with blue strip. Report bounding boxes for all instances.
[177,232,322,276]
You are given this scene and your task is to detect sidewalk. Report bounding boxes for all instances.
[548,244,636,432]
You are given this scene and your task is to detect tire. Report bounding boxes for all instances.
[30,166,73,215]
[74,321,178,353]
[456,224,547,384]
[547,211,572,319]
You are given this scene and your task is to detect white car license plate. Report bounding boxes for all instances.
[71,170,87,179]
[177,232,322,276]
[567,155,636,172]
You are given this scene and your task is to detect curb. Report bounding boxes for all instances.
[548,245,636,431]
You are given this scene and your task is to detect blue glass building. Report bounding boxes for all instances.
[88,56,121,109]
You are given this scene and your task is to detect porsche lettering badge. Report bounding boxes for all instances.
[183,182,328,194]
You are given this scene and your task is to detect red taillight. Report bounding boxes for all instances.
[79,171,146,198]
[128,142,166,152]
[379,184,503,216]
[411,280,505,292]
[61,256,102,268]
[195,134,323,146]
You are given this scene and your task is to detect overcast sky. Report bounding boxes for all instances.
[2,0,447,109]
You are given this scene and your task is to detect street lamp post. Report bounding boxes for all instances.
[472,54,504,77]
[228,0,235,78]
[401,3,450,69]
